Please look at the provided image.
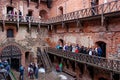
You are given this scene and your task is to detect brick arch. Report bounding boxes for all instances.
[39,9,48,19]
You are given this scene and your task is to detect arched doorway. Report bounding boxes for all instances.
[0,45,21,71]
[7,6,13,14]
[39,10,48,19]
[95,41,106,57]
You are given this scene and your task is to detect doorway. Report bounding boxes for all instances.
[7,29,14,38]
[11,58,20,71]
[95,41,106,57]
[7,6,13,14]
[28,10,33,16]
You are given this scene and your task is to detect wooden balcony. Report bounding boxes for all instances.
[0,1,120,27]
[47,47,120,74]
[47,0,120,25]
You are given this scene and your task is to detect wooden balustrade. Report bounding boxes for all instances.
[47,47,120,73]
[47,0,120,24]
[0,1,120,25]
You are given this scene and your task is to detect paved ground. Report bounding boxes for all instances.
[12,69,75,80]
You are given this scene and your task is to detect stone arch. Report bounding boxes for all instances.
[39,10,48,19]
[95,41,106,57]
[0,39,30,67]
[0,45,22,70]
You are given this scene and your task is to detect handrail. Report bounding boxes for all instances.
[0,0,120,24]
[10,70,17,80]
[47,0,120,24]
[47,47,120,73]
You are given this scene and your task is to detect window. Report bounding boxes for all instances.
[59,6,63,15]
[7,29,14,38]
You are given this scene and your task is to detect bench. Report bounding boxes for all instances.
[63,68,77,78]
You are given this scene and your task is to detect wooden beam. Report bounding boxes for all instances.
[16,22,19,32]
[104,17,109,31]
[37,0,40,9]
[27,0,30,7]
[2,20,5,32]
[10,0,12,5]
[28,18,31,33]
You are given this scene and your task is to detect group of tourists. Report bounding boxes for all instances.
[56,41,103,57]
[0,60,11,78]
[28,62,39,79]
[7,10,22,21]
[19,62,39,80]
[0,60,10,73]
[7,10,34,22]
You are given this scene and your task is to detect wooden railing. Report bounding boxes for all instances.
[0,1,120,24]
[0,14,47,24]
[47,0,120,24]
[47,47,120,73]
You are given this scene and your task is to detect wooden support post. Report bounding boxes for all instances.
[10,0,12,5]
[28,17,31,33]
[17,14,19,32]
[51,24,53,30]
[37,0,40,8]
[2,20,5,32]
[105,18,109,31]
[27,0,30,7]
[38,23,40,32]
[76,20,83,32]
[101,13,104,26]
[2,14,5,32]
[62,22,65,28]
[47,25,50,30]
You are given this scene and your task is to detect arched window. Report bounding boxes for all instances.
[59,6,63,15]
[39,10,48,19]
[7,29,14,38]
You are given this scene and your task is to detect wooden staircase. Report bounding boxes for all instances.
[37,47,52,73]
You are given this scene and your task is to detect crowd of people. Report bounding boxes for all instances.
[27,63,39,79]
[56,41,103,57]
[7,10,22,21]
[7,10,35,22]
[19,62,39,80]
[0,60,11,79]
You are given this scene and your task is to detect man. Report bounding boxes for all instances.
[19,65,24,80]
[97,46,103,57]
